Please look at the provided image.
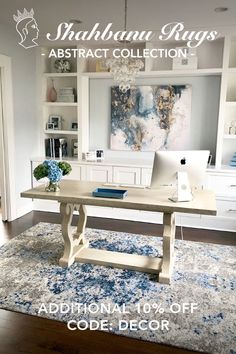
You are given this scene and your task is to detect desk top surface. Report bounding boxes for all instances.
[21,180,217,215]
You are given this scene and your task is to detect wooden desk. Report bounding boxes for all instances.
[21,180,217,284]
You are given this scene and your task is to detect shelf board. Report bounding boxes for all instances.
[224,134,236,139]
[44,102,77,107]
[82,68,223,79]
[139,68,223,77]
[227,68,236,73]
[44,129,78,135]
[43,73,77,78]
[225,101,236,106]
[220,164,236,171]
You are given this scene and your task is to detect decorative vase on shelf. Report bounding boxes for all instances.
[48,79,57,102]
[45,180,60,192]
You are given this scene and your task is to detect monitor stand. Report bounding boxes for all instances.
[169,171,193,202]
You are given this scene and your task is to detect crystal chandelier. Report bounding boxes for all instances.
[106,0,144,93]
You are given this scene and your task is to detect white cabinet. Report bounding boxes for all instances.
[203,172,236,230]
[86,165,112,182]
[113,166,141,185]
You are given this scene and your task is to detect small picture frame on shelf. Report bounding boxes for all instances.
[207,154,213,167]
[71,139,78,157]
[71,122,78,130]
[85,151,96,161]
[229,120,236,135]
[49,115,62,130]
[172,46,198,70]
[96,149,104,161]
[46,122,54,130]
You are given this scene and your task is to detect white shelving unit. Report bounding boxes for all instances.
[38,37,236,168]
[39,45,89,159]
[216,36,236,167]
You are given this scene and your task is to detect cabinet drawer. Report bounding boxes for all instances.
[209,175,236,197]
[113,167,141,185]
[216,199,236,218]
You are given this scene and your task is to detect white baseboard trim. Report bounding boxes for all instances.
[33,200,59,213]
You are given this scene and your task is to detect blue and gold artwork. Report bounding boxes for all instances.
[111,85,192,151]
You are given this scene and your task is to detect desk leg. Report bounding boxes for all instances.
[59,203,88,267]
[159,213,175,284]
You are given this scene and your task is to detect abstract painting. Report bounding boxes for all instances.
[110,85,192,151]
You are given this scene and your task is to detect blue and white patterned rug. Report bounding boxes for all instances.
[0,222,235,354]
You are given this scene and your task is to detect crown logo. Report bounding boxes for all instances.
[13,8,39,49]
[13,8,34,24]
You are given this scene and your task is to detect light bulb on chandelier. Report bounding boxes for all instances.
[106,0,144,93]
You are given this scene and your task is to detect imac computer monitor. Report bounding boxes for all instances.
[151,150,210,190]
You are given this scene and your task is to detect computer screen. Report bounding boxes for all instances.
[151,150,210,189]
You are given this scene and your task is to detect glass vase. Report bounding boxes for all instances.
[45,181,60,192]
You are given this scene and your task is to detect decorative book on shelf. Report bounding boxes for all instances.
[230,152,236,167]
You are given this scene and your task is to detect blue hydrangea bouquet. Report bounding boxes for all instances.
[33,160,72,192]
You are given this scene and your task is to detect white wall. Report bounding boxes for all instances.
[89,76,221,164]
[0,23,39,218]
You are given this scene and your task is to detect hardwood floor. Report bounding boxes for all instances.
[0,211,235,354]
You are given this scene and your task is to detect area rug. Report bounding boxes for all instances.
[0,223,235,354]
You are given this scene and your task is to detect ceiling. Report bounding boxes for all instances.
[1,0,236,45]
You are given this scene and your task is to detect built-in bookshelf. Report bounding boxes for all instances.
[38,37,236,169]
[39,46,87,159]
[217,36,236,167]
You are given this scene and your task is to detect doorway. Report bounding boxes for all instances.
[0,69,7,220]
[0,55,16,221]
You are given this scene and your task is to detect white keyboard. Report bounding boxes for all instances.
[103,183,148,189]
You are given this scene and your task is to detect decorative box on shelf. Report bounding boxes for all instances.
[172,47,198,70]
[230,152,236,167]
[57,87,76,102]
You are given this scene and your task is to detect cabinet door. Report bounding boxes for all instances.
[63,165,83,181]
[113,167,141,185]
[216,199,236,219]
[141,168,152,186]
[208,174,236,198]
[86,165,112,182]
